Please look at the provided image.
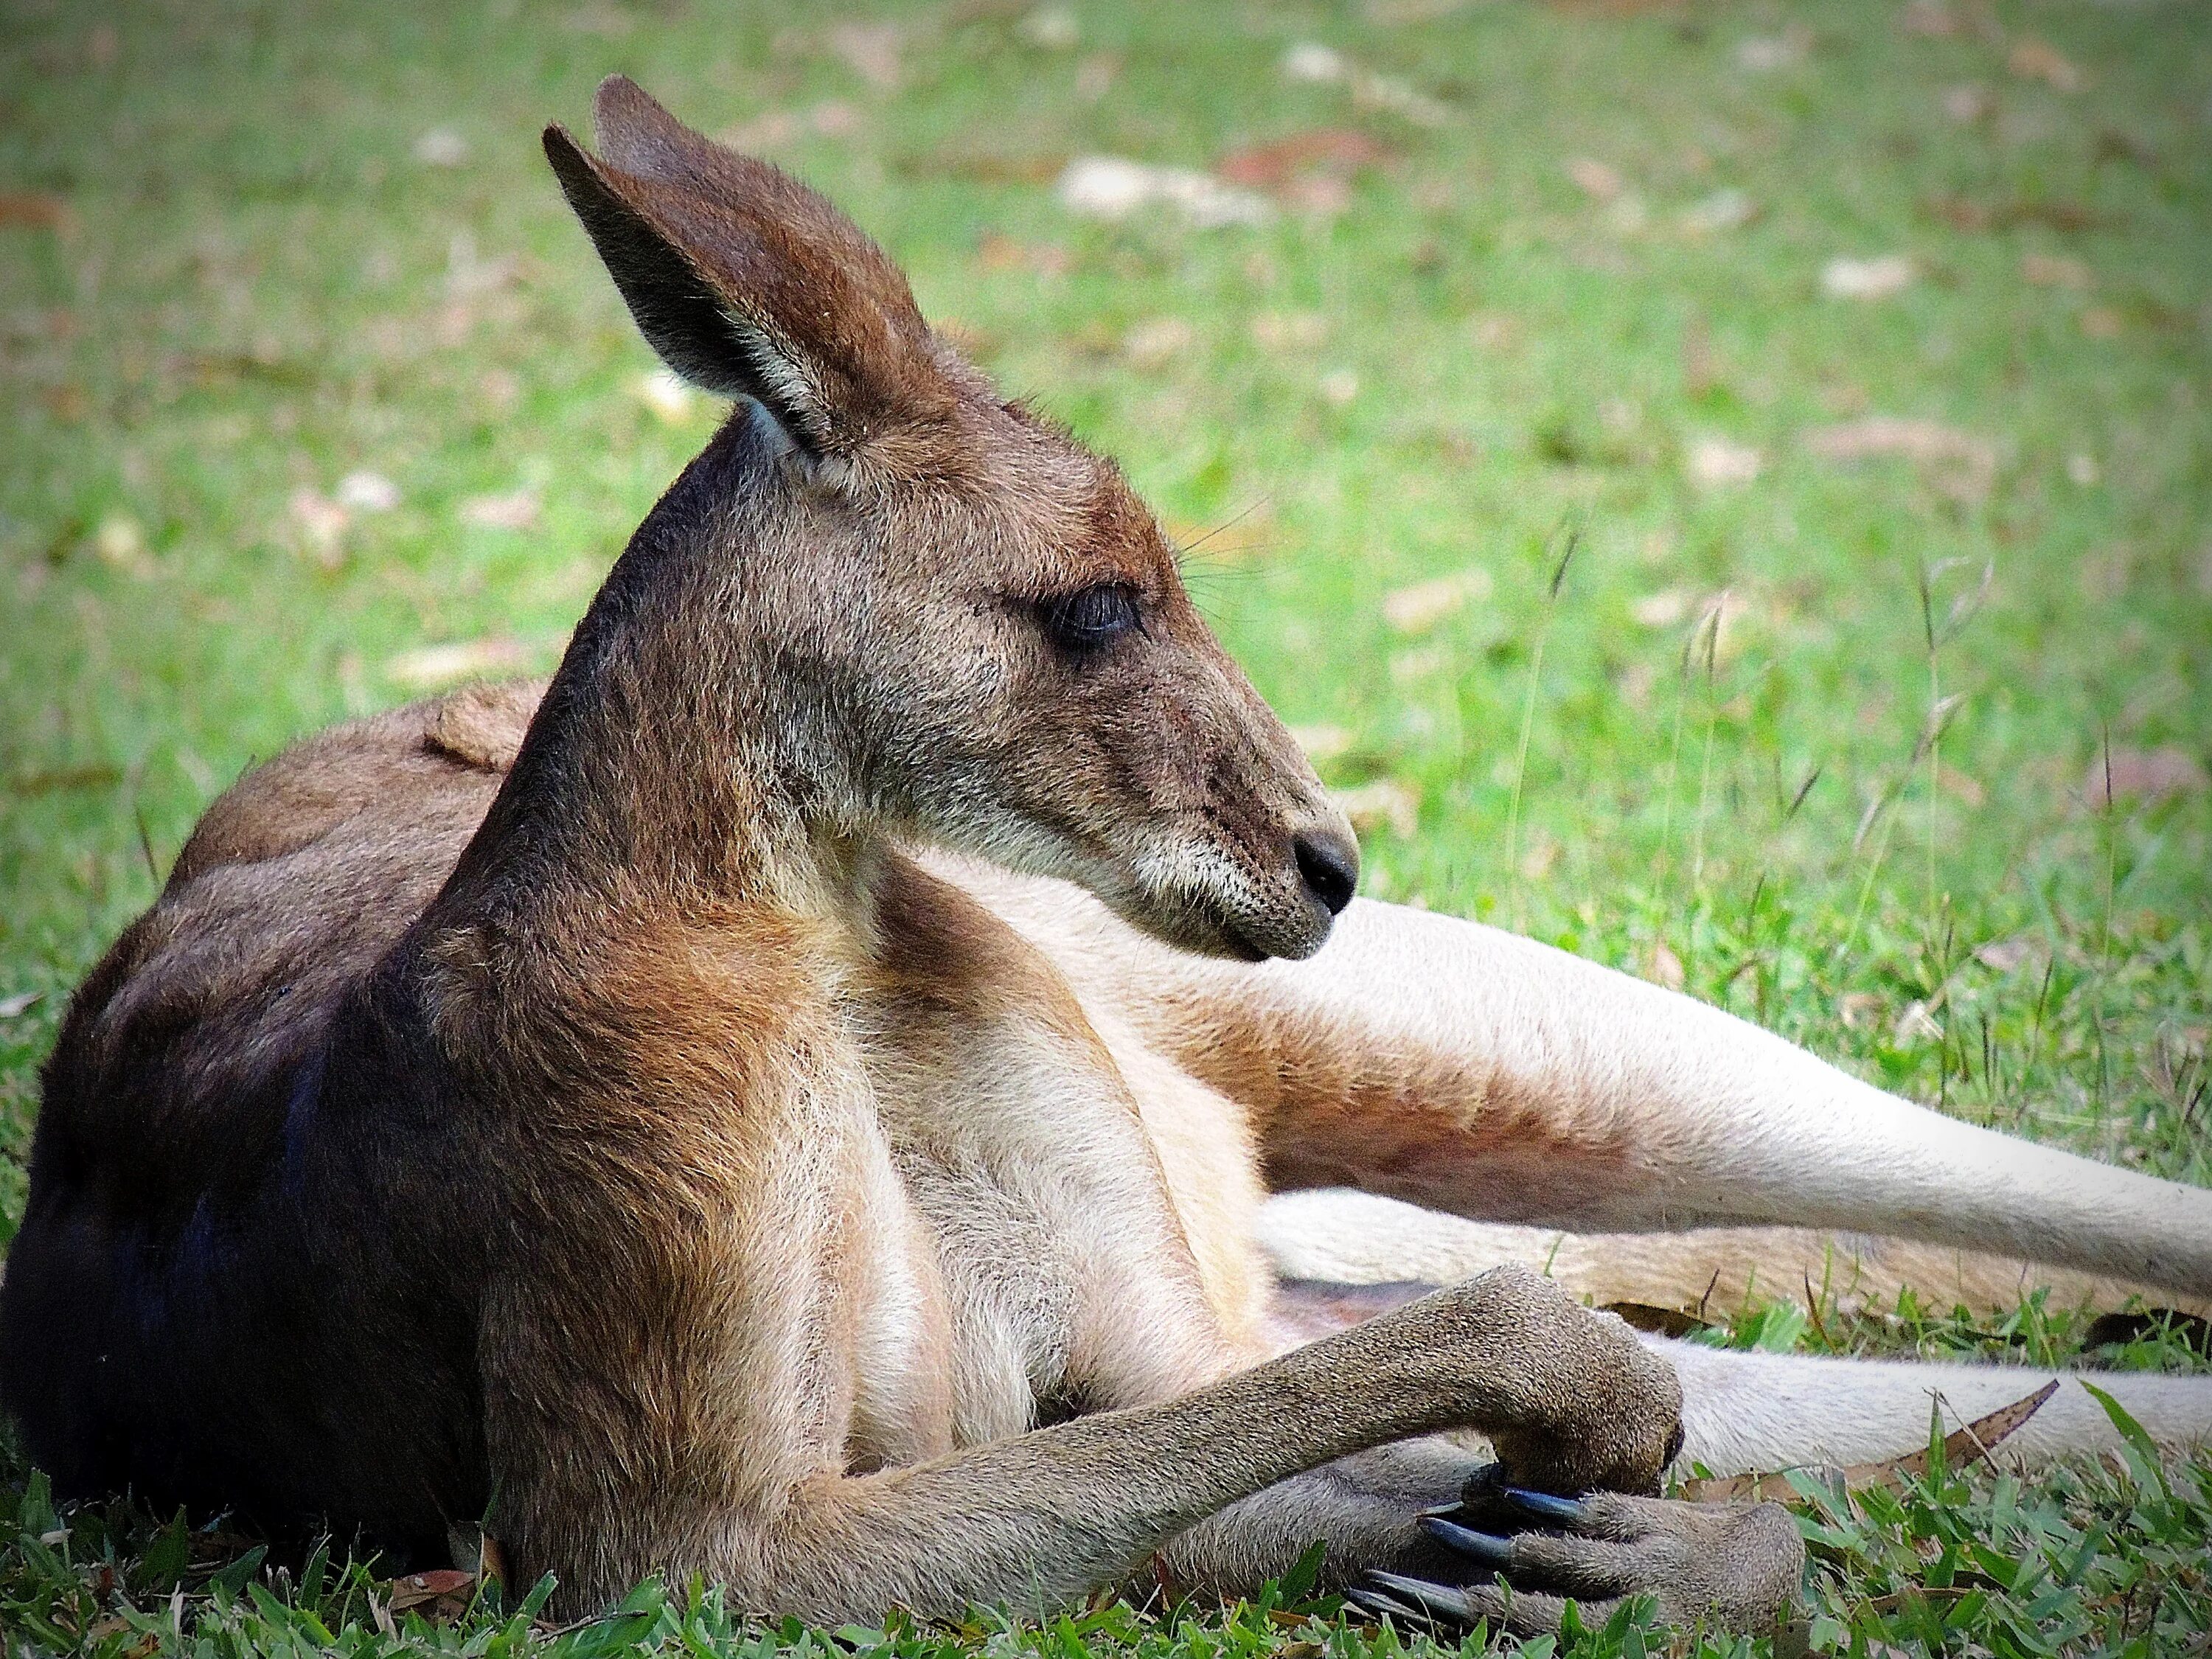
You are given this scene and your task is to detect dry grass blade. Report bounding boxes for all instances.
[1681,1380,2059,1503]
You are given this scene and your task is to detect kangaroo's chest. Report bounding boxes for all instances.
[839,1026,1233,1467]
[832,856,1270,1475]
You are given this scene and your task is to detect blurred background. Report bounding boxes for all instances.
[1,0,2208,1237]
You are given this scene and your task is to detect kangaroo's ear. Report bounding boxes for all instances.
[542,77,952,457]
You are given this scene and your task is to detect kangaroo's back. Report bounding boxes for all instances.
[0,681,540,1543]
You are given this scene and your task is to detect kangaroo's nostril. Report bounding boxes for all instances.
[1293,832,1360,917]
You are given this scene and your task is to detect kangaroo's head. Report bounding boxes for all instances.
[544,77,1356,961]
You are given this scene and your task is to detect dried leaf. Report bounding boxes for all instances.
[1057,158,1273,229]
[1123,316,1195,367]
[1974,937,2039,973]
[385,639,529,691]
[1686,435,1761,490]
[337,470,400,512]
[975,233,1071,276]
[0,191,77,235]
[1681,188,1759,234]
[2084,746,2208,808]
[2021,252,2091,291]
[0,990,44,1018]
[1281,41,1348,83]
[1647,940,1685,990]
[1821,254,1916,301]
[1565,157,1624,202]
[459,490,540,531]
[412,128,470,168]
[1736,27,1812,72]
[1684,1381,2059,1503]
[389,1568,479,1614]
[829,21,902,88]
[95,511,154,577]
[1017,4,1079,49]
[2007,38,2083,93]
[1217,130,1389,194]
[1251,310,1327,352]
[1940,83,1991,123]
[1802,416,1996,503]
[1382,566,1493,633]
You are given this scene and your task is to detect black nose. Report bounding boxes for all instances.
[1293,831,1360,917]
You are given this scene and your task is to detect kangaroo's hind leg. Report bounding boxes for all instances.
[952,862,2212,1301]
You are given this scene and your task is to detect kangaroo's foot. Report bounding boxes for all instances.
[1349,1469,1803,1637]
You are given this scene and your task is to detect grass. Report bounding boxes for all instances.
[2,0,2209,1651]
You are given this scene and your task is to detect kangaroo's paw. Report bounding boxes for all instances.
[1349,1472,1804,1637]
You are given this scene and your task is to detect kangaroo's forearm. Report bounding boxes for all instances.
[729,1270,1669,1622]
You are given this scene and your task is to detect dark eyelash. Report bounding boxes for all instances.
[1039,585,1143,654]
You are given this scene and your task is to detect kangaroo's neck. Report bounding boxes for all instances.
[440,413,872,929]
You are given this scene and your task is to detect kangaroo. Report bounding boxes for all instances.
[1,77,2206,1635]
[0,80,1801,1635]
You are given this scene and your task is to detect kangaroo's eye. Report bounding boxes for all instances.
[1040,584,1143,655]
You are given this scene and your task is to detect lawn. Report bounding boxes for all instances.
[2,0,2209,1651]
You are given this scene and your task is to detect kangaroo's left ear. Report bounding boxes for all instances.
[542,77,955,459]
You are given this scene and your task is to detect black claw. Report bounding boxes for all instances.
[1368,1571,1478,1625]
[1503,1487,1590,1525]
[1418,1514,1517,1568]
[1346,1585,1425,1623]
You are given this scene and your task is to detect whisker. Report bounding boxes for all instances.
[1173,498,1273,563]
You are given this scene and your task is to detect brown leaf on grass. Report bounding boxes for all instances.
[1925,195,2109,234]
[1820,254,1916,300]
[975,232,1071,276]
[1382,566,1494,633]
[1057,158,1274,229]
[1218,129,1389,191]
[1801,417,1997,504]
[829,21,902,88]
[390,1568,477,1610]
[1899,0,1959,37]
[389,1568,479,1621]
[1683,1381,2059,1503]
[385,639,529,691]
[1565,156,1624,202]
[2008,38,2084,93]
[0,192,77,236]
[41,383,88,422]
[1687,436,1761,490]
[2021,252,2091,290]
[459,490,539,532]
[287,488,349,568]
[721,102,863,151]
[1940,83,1991,123]
[1646,941,1685,991]
[1251,310,1327,352]
[1219,130,1388,215]
[2079,305,2124,340]
[2083,745,2208,808]
[1974,936,2040,973]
